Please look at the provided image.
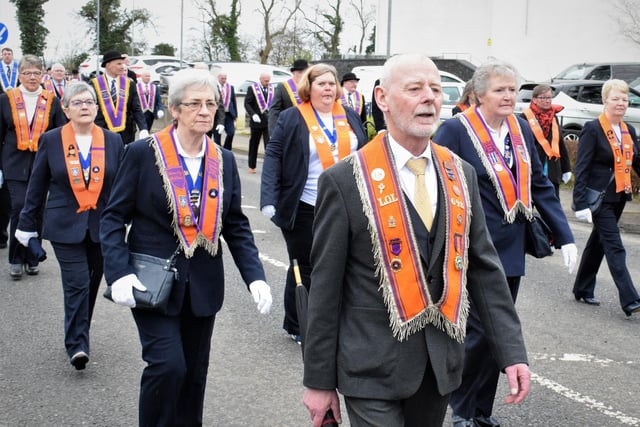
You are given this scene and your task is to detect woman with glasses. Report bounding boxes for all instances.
[16,81,123,370]
[0,54,66,280]
[572,79,640,316]
[520,84,571,197]
[100,68,272,426]
[260,63,368,345]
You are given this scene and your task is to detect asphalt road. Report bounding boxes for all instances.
[1,150,639,427]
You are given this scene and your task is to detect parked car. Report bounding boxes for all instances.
[78,55,103,80]
[207,62,292,95]
[127,55,191,79]
[515,80,640,142]
[551,62,640,84]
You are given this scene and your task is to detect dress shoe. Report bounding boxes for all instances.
[0,241,7,249]
[452,418,475,427]
[9,263,23,280]
[452,415,476,427]
[70,351,89,370]
[623,301,640,317]
[575,295,600,306]
[475,415,501,427]
[25,265,39,275]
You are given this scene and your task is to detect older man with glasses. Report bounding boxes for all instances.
[521,84,572,197]
[0,54,67,279]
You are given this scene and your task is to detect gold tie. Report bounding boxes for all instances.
[406,158,433,230]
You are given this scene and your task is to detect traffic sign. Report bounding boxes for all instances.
[0,23,8,45]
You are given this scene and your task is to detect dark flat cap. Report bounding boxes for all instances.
[341,72,360,84]
[290,59,309,72]
[101,50,126,67]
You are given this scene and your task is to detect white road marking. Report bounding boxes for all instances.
[531,373,640,426]
[259,253,289,270]
[530,352,636,367]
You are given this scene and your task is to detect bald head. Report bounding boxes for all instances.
[259,72,271,87]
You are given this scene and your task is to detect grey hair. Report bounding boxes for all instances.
[472,59,521,99]
[379,53,437,88]
[19,54,43,72]
[61,81,97,108]
[168,68,219,109]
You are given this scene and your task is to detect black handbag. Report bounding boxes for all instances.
[525,212,554,258]
[571,176,613,215]
[104,250,179,314]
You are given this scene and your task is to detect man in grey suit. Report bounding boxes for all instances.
[302,54,531,427]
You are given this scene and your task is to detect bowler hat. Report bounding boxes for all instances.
[341,72,360,85]
[290,59,309,72]
[101,50,126,67]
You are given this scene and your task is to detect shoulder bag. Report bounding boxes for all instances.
[104,249,179,314]
[525,211,554,258]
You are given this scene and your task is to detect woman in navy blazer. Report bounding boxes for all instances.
[572,79,640,316]
[100,69,272,426]
[260,63,368,344]
[16,81,124,370]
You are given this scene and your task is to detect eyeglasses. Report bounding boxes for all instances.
[20,71,43,77]
[535,96,553,100]
[69,99,97,108]
[180,101,217,112]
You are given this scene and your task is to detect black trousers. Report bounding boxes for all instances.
[133,288,216,427]
[51,233,103,358]
[449,276,521,420]
[0,184,10,245]
[345,359,450,427]
[280,201,314,336]
[213,113,236,150]
[6,179,41,266]
[573,200,640,308]
[248,126,268,169]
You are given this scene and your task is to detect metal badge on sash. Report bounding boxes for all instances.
[190,189,200,215]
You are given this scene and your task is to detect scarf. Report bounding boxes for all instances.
[456,107,532,222]
[7,87,54,152]
[351,132,470,342]
[61,123,106,212]
[297,101,352,170]
[598,113,634,194]
[152,125,224,258]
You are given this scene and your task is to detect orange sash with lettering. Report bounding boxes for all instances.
[599,113,634,193]
[459,107,532,222]
[352,132,469,342]
[152,125,223,258]
[7,88,54,152]
[298,101,351,170]
[523,108,560,159]
[61,123,105,212]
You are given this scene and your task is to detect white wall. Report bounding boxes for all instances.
[376,0,640,82]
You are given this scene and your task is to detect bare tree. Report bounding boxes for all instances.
[349,0,375,54]
[302,0,343,58]
[256,0,302,64]
[612,0,640,45]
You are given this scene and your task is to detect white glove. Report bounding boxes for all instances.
[562,172,572,184]
[0,169,3,188]
[15,229,38,247]
[156,110,164,119]
[261,205,276,219]
[138,129,150,139]
[110,273,147,307]
[252,114,261,123]
[249,280,272,314]
[561,243,578,274]
[575,208,592,223]
[216,124,225,135]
